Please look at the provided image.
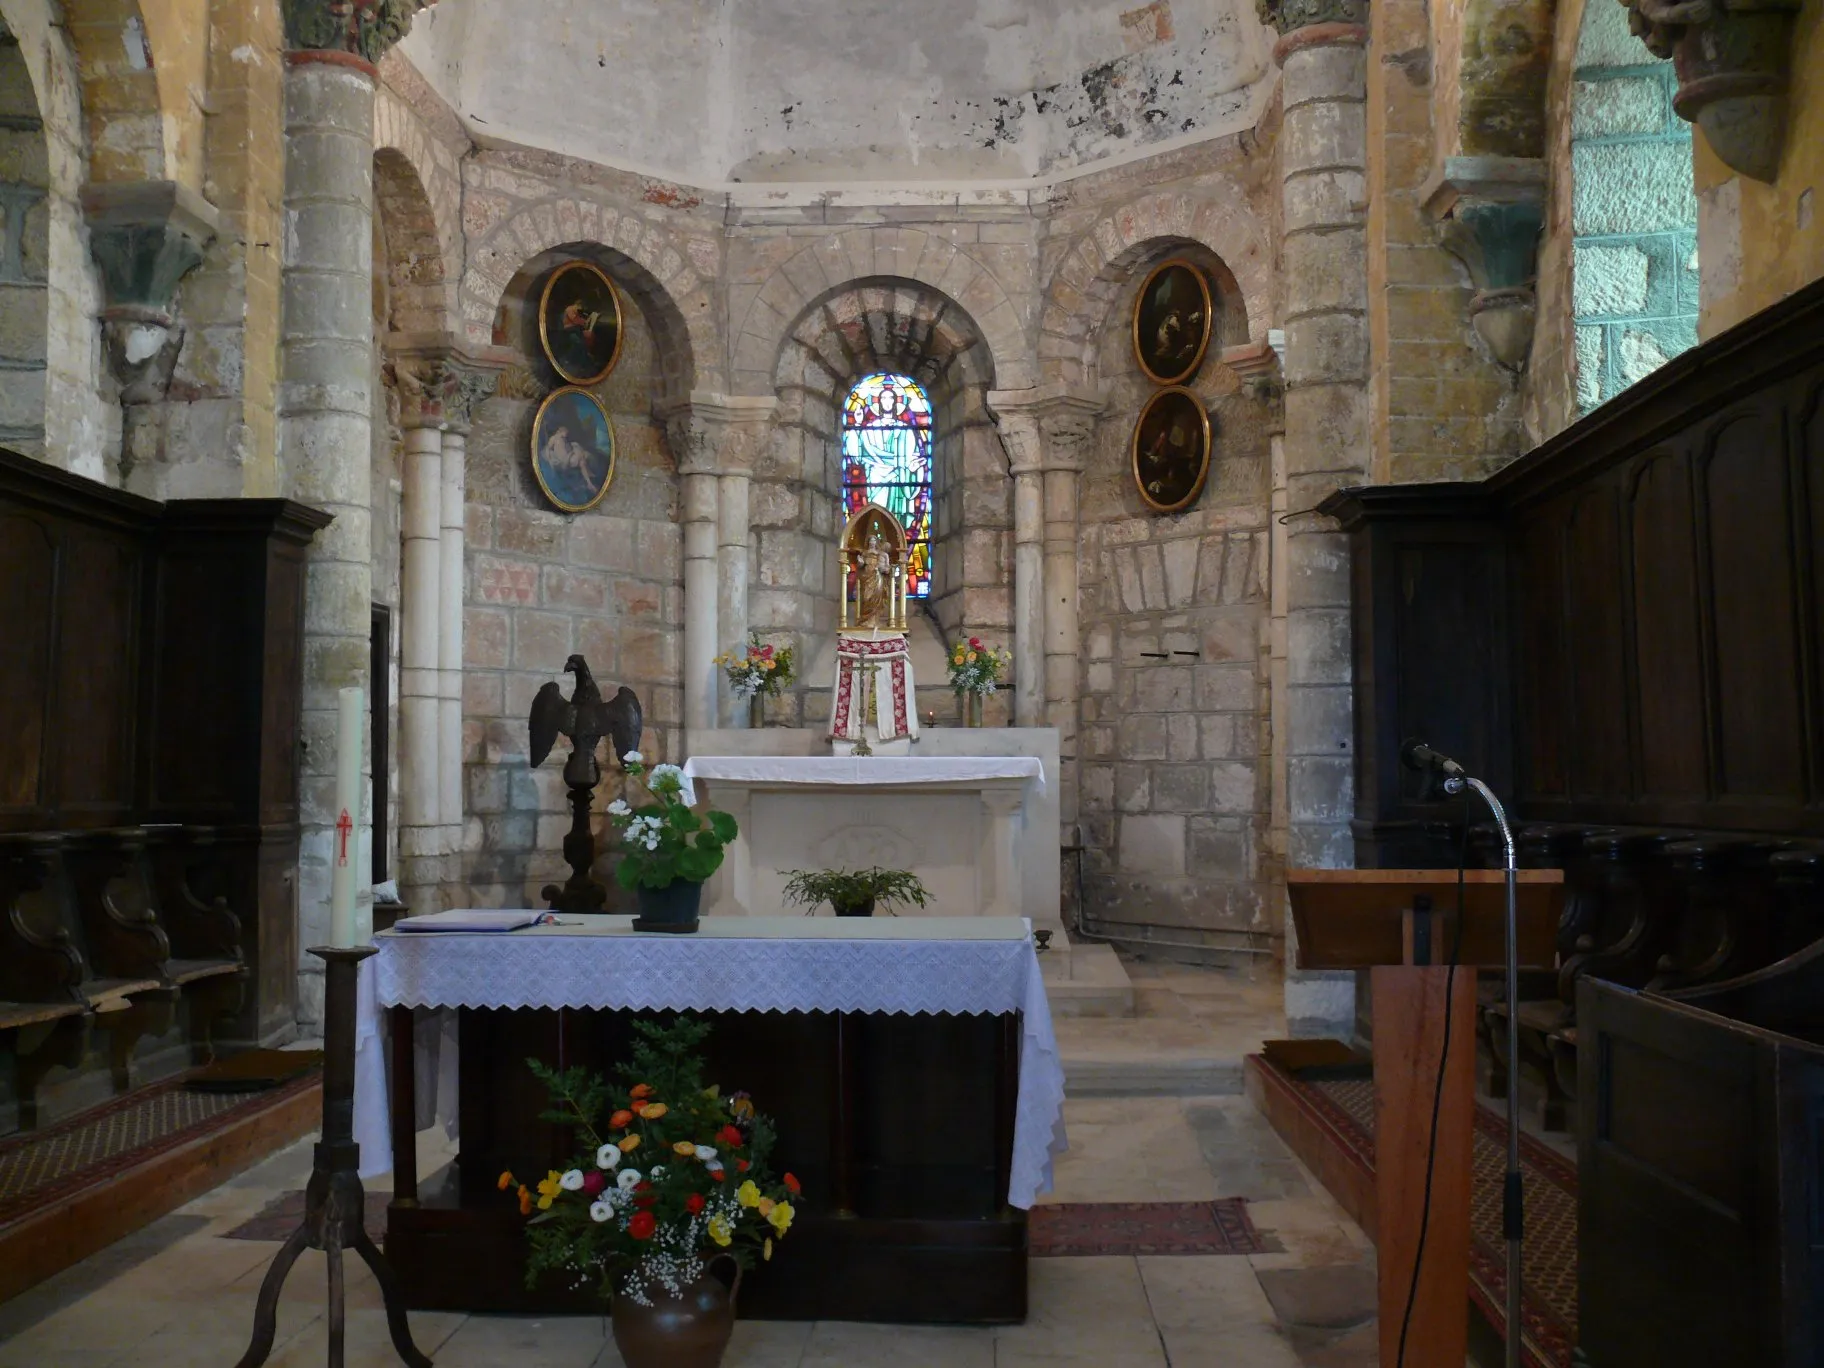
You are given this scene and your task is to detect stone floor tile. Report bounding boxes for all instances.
[1296,1319,1380,1368]
[1254,1263,1377,1331]
[1136,1256,1305,1368]
[431,1312,611,1367]
[262,1307,467,1368]
[1244,1197,1373,1267]
[800,1320,995,1368]
[1039,1098,1219,1204]
[721,1317,814,1367]
[1182,1097,1314,1202]
[994,1256,1162,1363]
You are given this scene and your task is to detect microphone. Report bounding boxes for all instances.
[1400,739,1466,779]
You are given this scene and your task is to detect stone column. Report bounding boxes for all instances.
[661,394,779,737]
[989,405,1045,728]
[1038,398,1101,839]
[1264,0,1372,1037]
[440,360,500,892]
[280,1,421,1021]
[391,354,445,916]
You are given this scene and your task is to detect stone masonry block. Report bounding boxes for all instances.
[1120,815,1186,877]
[1283,44,1367,110]
[1284,170,1366,235]
[1287,608,1352,685]
[1573,242,1651,317]
[1571,76,1664,140]
[1281,101,1367,179]
[1572,141,1696,238]
[512,611,573,671]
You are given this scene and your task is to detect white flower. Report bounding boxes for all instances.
[622,751,644,765]
[618,1168,643,1191]
[648,763,685,794]
[649,1165,666,1180]
[589,1199,613,1224]
[704,1159,724,1174]
[694,1145,717,1162]
[559,1168,585,1191]
[597,1143,621,1170]
[607,798,631,817]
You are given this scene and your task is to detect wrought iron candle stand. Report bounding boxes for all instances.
[235,945,430,1368]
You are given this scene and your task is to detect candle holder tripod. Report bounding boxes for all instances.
[235,946,431,1368]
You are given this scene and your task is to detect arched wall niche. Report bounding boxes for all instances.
[457,240,689,910]
[760,276,1008,726]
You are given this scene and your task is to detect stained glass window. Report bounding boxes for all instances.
[841,372,933,598]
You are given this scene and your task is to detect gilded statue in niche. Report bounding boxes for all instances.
[839,504,909,633]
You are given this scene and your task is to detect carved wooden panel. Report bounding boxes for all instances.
[1627,451,1706,804]
[0,513,54,817]
[49,527,140,825]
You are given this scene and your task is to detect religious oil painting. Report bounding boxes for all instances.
[538,259,624,386]
[1131,387,1212,514]
[531,386,616,514]
[1133,258,1214,386]
[841,371,933,597]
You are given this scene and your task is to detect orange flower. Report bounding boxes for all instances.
[783,1172,801,1195]
[673,1141,697,1156]
[638,1102,669,1120]
[497,1170,515,1191]
[630,1083,655,1100]
[517,1185,533,1216]
[619,1134,642,1153]
[610,1109,634,1129]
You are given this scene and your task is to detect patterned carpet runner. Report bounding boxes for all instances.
[1260,1059,1578,1368]
[1029,1199,1268,1257]
[0,1071,322,1229]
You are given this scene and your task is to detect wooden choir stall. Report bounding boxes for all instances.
[1321,275,1824,1361]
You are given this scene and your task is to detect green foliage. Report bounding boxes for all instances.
[607,759,740,891]
[779,867,931,914]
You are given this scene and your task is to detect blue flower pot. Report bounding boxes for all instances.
[633,880,704,934]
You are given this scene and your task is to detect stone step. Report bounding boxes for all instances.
[1055,1011,1250,1097]
[1063,1053,1246,1097]
[1039,941,1136,1018]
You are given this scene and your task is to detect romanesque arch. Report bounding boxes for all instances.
[374,66,464,336]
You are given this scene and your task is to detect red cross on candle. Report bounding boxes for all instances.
[335,808,353,867]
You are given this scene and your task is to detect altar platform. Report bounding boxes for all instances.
[359,914,1066,1324]
[682,728,1135,1017]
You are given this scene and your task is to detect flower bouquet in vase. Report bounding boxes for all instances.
[502,1017,800,1368]
[606,754,738,933]
[946,635,1010,727]
[715,634,795,728]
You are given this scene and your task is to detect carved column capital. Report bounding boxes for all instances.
[283,0,427,63]
[987,385,1107,475]
[1617,0,1801,183]
[656,392,779,477]
[386,334,512,432]
[82,180,220,403]
[1258,0,1369,61]
[1420,157,1547,369]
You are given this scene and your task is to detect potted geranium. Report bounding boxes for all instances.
[780,867,931,918]
[501,1017,800,1368]
[715,634,795,728]
[947,635,1010,727]
[606,754,738,933]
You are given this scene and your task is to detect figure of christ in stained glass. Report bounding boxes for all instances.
[841,372,933,598]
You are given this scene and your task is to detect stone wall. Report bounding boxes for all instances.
[1566,0,1695,413]
[1075,247,1275,949]
[459,293,684,909]
[0,31,47,456]
[1693,0,1824,339]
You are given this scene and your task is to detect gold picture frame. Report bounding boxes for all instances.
[1131,386,1212,514]
[530,386,617,514]
[537,259,624,386]
[1132,258,1214,386]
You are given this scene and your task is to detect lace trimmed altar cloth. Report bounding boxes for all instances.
[351,915,1067,1209]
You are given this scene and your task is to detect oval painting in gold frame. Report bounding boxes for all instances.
[538,260,624,386]
[1131,386,1212,514]
[530,386,617,514]
[1132,258,1214,386]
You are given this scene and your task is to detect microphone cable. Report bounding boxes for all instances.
[1394,809,1472,1368]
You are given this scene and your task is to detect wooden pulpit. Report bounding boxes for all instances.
[1287,869,1564,1367]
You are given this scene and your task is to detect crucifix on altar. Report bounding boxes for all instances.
[829,502,920,755]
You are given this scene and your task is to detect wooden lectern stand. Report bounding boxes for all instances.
[1287,869,1563,1367]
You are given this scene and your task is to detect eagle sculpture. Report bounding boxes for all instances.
[528,654,643,786]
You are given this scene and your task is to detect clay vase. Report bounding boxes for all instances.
[611,1260,740,1368]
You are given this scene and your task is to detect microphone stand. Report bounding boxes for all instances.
[1446,772,1523,1368]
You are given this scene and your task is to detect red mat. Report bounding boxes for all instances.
[1029,1199,1269,1257]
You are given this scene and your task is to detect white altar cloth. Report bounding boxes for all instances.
[677,755,1045,806]
[352,915,1067,1209]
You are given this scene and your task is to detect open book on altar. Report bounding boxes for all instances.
[390,909,555,933]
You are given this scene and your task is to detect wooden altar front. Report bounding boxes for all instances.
[372,917,1057,1324]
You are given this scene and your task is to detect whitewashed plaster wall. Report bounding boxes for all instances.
[400,0,1274,186]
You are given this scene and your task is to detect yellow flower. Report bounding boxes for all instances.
[535,1170,563,1211]
[736,1179,762,1209]
[967,651,978,663]
[707,1214,733,1247]
[673,1140,697,1156]
[761,658,775,670]
[637,1102,669,1120]
[619,1134,642,1153]
[767,1201,795,1235]
[763,1237,774,1262]
[757,1196,776,1218]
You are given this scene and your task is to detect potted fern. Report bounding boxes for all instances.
[780,867,931,918]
